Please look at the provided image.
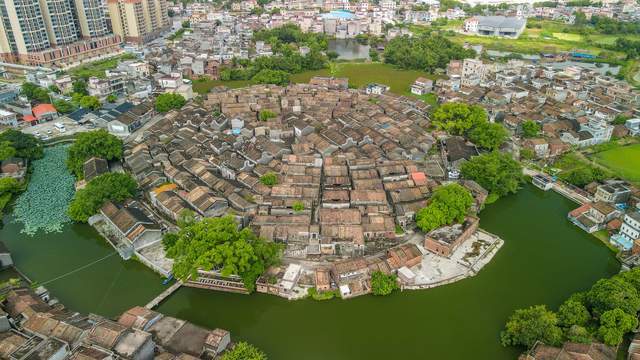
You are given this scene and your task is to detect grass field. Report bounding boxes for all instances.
[291,62,435,95]
[68,53,138,79]
[193,63,435,96]
[594,144,640,183]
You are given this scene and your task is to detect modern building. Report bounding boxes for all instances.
[0,0,121,67]
[621,212,640,244]
[464,16,526,38]
[107,0,171,45]
[627,118,640,136]
[594,183,631,204]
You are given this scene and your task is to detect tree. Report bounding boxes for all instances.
[48,85,61,94]
[259,110,276,121]
[182,20,190,28]
[21,82,50,103]
[79,95,101,110]
[66,129,123,178]
[0,177,19,195]
[612,115,629,125]
[469,122,508,150]
[370,271,399,296]
[72,79,88,95]
[0,141,16,161]
[461,151,523,197]
[500,305,563,348]
[520,148,535,160]
[522,120,541,138]
[260,172,278,186]
[0,129,43,159]
[106,94,118,103]
[431,102,487,135]
[251,69,290,86]
[292,201,304,212]
[415,183,473,232]
[383,34,476,73]
[155,93,186,113]
[565,325,591,344]
[598,308,638,346]
[557,299,591,328]
[53,99,76,114]
[326,50,339,60]
[220,342,267,360]
[67,173,138,222]
[165,216,283,292]
[586,277,640,317]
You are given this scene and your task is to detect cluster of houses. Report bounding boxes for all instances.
[98,79,497,297]
[435,58,639,158]
[0,287,234,360]
[566,180,640,254]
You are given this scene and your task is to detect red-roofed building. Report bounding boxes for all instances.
[22,114,37,125]
[32,104,57,122]
[410,172,427,186]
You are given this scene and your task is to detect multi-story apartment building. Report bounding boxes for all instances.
[0,0,121,67]
[74,0,110,38]
[107,0,170,45]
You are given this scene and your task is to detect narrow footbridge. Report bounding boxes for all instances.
[145,281,182,309]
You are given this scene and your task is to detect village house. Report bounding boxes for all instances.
[424,217,479,257]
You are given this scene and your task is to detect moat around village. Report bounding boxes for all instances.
[0,145,620,360]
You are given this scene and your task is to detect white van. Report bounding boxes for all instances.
[55,123,66,133]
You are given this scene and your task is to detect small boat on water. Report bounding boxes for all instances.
[162,274,173,285]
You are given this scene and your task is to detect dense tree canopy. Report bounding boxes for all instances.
[521,120,541,138]
[461,151,523,197]
[383,34,476,73]
[252,69,290,86]
[502,267,640,350]
[0,141,15,161]
[79,95,101,110]
[220,342,267,360]
[501,305,563,348]
[0,129,43,159]
[21,82,50,103]
[557,298,590,328]
[66,130,123,178]
[72,79,89,95]
[598,308,638,346]
[165,216,283,292]
[586,277,640,317]
[416,183,473,232]
[431,102,487,135]
[155,93,186,113]
[67,173,137,222]
[469,122,508,151]
[370,271,399,296]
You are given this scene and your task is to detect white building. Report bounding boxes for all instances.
[0,109,17,127]
[620,212,640,243]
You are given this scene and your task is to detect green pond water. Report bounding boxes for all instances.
[0,147,620,360]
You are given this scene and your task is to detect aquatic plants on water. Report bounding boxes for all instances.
[13,145,75,235]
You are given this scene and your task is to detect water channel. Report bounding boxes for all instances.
[0,146,620,360]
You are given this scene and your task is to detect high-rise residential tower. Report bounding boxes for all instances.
[107,0,170,44]
[0,0,121,67]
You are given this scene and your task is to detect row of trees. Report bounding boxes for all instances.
[432,102,508,151]
[415,183,474,232]
[383,34,476,73]
[502,267,640,349]
[164,215,283,292]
